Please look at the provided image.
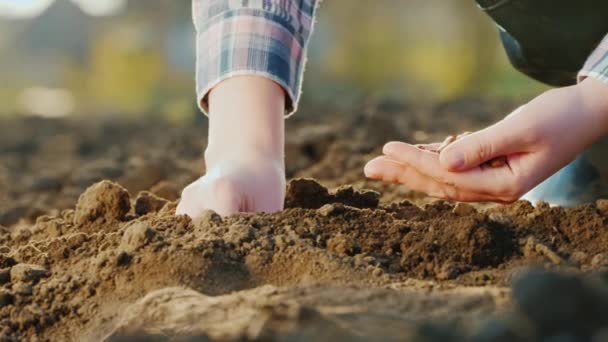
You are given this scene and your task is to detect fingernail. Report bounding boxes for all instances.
[363,161,378,178]
[383,142,402,156]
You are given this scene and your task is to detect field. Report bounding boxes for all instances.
[1,99,607,341]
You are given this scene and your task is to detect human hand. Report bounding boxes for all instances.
[176,158,285,217]
[364,78,608,203]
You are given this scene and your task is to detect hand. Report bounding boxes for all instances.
[177,75,286,218]
[364,78,608,203]
[176,158,285,217]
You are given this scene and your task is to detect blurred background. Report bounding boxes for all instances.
[0,0,549,122]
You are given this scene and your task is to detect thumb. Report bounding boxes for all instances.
[439,121,522,172]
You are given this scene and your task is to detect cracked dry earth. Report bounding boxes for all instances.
[1,100,608,341]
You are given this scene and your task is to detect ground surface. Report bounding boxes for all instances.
[0,99,607,341]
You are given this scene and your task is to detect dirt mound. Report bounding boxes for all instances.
[1,100,607,340]
[0,178,607,341]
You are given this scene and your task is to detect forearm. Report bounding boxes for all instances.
[205,76,285,166]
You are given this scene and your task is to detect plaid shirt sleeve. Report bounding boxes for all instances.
[193,0,318,117]
[578,33,608,84]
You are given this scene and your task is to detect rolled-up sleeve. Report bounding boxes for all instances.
[193,0,318,117]
[578,34,608,84]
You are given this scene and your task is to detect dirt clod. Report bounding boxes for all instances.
[74,181,131,226]
[134,191,168,216]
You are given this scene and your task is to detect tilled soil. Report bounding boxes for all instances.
[1,99,607,341]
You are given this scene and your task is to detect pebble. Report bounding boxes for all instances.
[318,204,336,216]
[10,264,49,283]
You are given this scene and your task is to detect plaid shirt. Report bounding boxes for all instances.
[579,34,608,84]
[193,0,608,116]
[193,0,318,116]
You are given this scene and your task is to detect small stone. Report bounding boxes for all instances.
[120,222,157,253]
[0,246,9,254]
[0,289,15,308]
[318,204,340,217]
[10,264,49,283]
[591,253,608,268]
[12,282,32,296]
[452,203,476,216]
[134,191,168,216]
[73,180,131,225]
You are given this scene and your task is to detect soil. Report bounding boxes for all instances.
[0,98,607,341]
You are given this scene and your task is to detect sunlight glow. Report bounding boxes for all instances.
[0,0,54,18]
[71,0,126,17]
[0,0,127,18]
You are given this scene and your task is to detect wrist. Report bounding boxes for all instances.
[204,144,284,170]
[579,78,608,134]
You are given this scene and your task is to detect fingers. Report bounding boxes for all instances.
[176,177,242,218]
[382,142,515,194]
[438,120,525,172]
[364,156,410,184]
[365,155,509,202]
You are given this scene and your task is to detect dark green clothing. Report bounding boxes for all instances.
[477,0,608,86]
